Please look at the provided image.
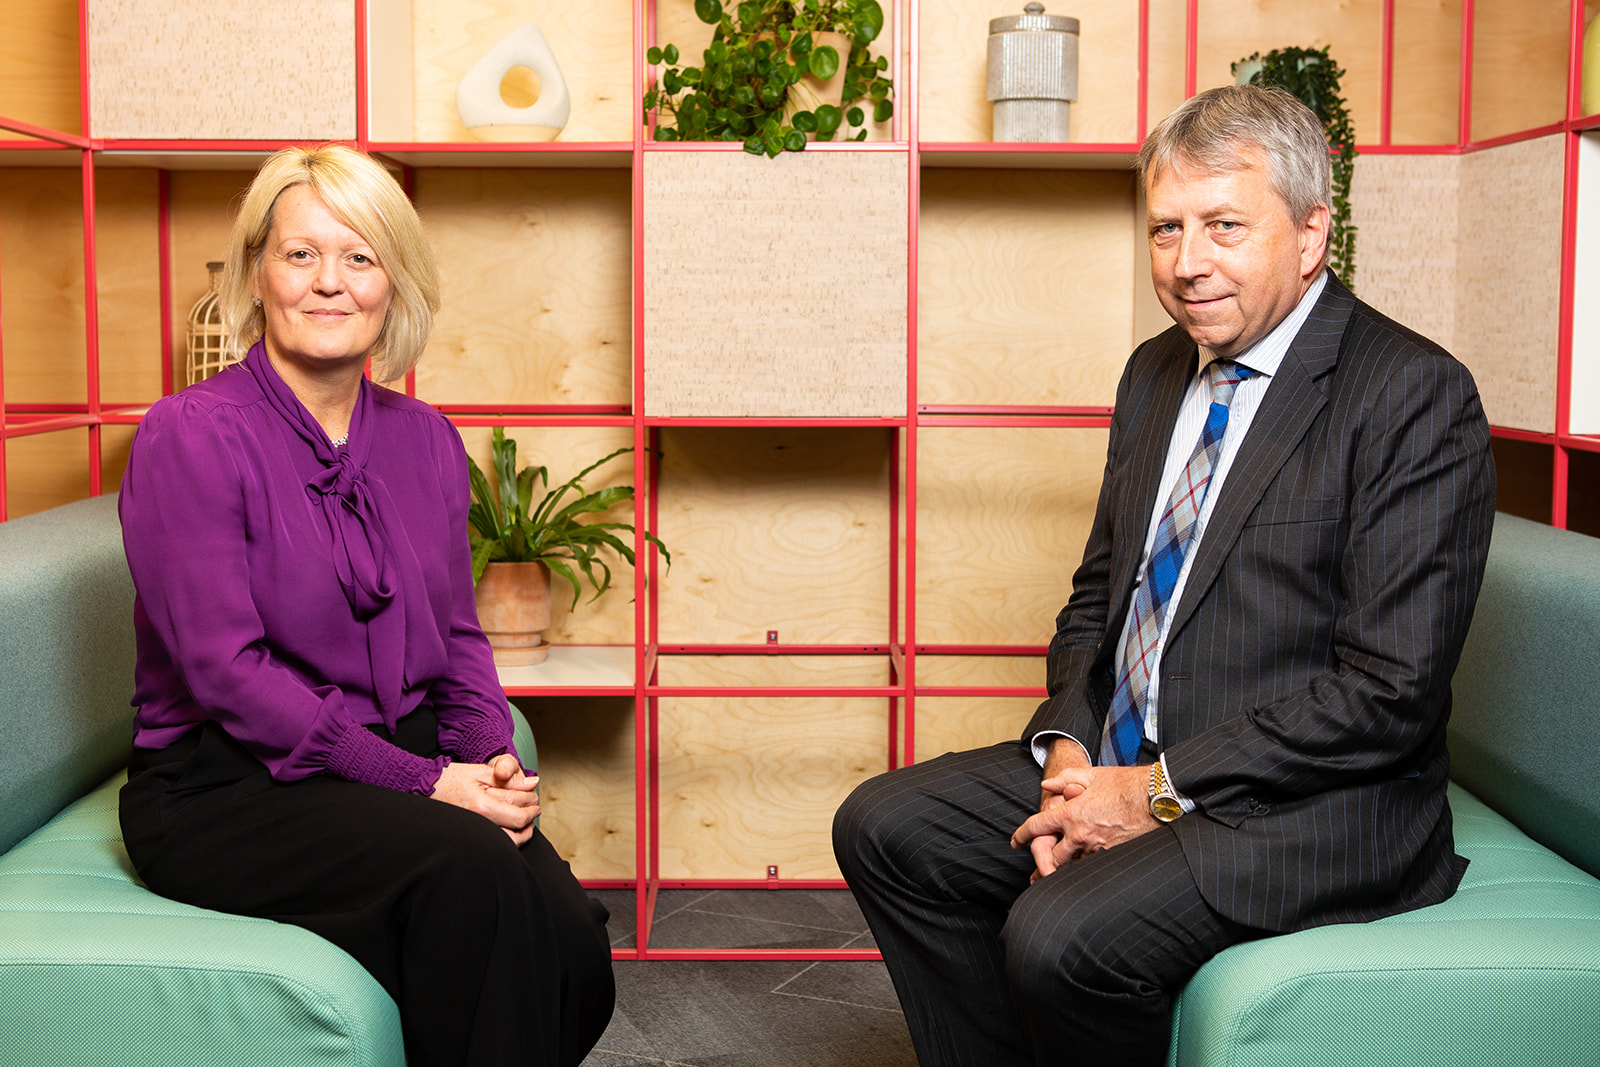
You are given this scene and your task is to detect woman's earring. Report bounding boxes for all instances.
[252,297,262,307]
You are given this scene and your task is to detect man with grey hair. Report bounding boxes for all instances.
[834,85,1496,1065]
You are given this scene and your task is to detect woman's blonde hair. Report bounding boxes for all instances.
[220,144,440,382]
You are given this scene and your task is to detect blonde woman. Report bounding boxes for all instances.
[118,144,614,1067]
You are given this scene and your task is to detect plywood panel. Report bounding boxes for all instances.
[1391,0,1462,144]
[87,0,353,140]
[1351,153,1458,353]
[915,426,1106,645]
[651,0,897,143]
[916,654,1044,688]
[918,168,1135,407]
[655,427,893,645]
[415,168,632,407]
[1456,134,1562,432]
[100,424,137,497]
[657,695,886,879]
[409,0,633,143]
[655,655,891,687]
[1470,0,1569,143]
[917,0,1140,144]
[0,168,85,406]
[0,0,80,137]
[913,696,1040,761]
[511,696,636,880]
[95,169,163,405]
[1146,0,1192,134]
[642,151,908,418]
[167,172,249,389]
[4,430,91,518]
[458,423,639,645]
[1194,0,1385,146]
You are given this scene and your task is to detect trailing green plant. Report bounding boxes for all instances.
[466,428,670,609]
[1232,45,1358,291]
[644,0,894,157]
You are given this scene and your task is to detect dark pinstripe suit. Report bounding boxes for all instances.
[835,272,1497,1065]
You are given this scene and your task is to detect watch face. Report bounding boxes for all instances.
[1151,795,1183,823]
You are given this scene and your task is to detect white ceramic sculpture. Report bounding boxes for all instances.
[455,22,571,142]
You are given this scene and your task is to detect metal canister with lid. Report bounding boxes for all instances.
[986,3,1080,142]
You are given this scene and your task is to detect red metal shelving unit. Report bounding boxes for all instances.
[0,0,1593,961]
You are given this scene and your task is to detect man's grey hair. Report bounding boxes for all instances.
[1136,85,1332,225]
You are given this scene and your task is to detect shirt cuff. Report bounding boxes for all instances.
[1159,753,1197,815]
[325,723,451,796]
[1029,730,1092,769]
[447,712,517,767]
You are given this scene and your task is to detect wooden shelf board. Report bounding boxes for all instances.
[496,644,635,691]
[919,144,1138,170]
[370,144,634,169]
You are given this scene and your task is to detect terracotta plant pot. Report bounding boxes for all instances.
[474,561,552,665]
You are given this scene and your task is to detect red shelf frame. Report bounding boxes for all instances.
[1,0,1594,961]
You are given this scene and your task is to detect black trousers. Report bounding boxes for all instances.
[833,741,1255,1067]
[120,709,615,1067]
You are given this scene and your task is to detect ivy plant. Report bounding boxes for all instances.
[644,0,894,157]
[1233,46,1358,291]
[466,428,670,609]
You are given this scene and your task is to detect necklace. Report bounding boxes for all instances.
[331,432,349,448]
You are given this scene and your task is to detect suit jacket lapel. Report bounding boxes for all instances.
[1163,272,1353,645]
[1108,332,1196,635]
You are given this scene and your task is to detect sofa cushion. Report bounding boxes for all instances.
[0,712,538,1066]
[1167,783,1600,1067]
[0,776,405,1067]
[1449,513,1600,878]
[0,494,136,854]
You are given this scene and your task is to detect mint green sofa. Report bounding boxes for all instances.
[1170,513,1600,1066]
[0,494,536,1066]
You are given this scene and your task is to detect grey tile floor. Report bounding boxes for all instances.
[582,889,917,1066]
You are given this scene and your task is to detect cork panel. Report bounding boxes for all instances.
[1391,0,1462,144]
[0,169,86,406]
[87,0,354,140]
[166,172,250,389]
[95,169,164,406]
[4,431,91,519]
[510,696,636,880]
[913,697,1041,762]
[408,0,633,143]
[1350,153,1458,355]
[1572,132,1600,434]
[1193,0,1384,145]
[915,426,1107,646]
[642,151,908,418]
[918,167,1135,408]
[0,0,80,137]
[917,0,1140,144]
[654,427,893,645]
[1470,0,1569,143]
[656,694,886,880]
[414,168,632,408]
[1456,134,1563,433]
[458,423,641,646]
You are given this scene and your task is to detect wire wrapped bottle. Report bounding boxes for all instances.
[185,261,232,385]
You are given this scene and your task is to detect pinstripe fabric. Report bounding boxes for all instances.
[1026,271,1496,932]
[837,271,1496,1065]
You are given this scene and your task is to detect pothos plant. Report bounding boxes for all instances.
[644,0,894,157]
[466,428,670,609]
[1232,45,1358,291]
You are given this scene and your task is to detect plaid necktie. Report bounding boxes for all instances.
[1100,360,1255,766]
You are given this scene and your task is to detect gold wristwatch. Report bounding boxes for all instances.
[1148,760,1183,823]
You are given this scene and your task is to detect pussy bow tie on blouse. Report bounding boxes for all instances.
[246,343,443,730]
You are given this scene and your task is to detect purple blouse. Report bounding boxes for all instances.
[119,342,515,793]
